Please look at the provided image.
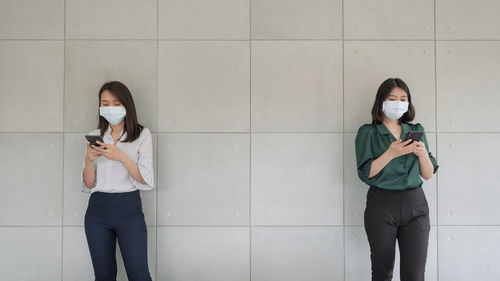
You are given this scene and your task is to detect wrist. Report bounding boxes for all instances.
[384,150,395,160]
[118,152,128,163]
[85,157,94,165]
[418,152,429,159]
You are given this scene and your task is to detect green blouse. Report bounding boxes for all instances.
[355,122,439,190]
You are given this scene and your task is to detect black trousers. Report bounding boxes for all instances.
[364,185,430,281]
[84,190,152,281]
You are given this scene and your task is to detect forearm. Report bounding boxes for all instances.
[418,154,434,180]
[368,150,394,178]
[83,159,96,188]
[120,154,147,184]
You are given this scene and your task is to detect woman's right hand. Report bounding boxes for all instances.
[85,141,101,162]
[387,139,418,159]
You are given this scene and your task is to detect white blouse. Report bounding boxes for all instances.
[81,125,155,193]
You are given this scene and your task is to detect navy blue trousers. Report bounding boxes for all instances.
[84,190,152,281]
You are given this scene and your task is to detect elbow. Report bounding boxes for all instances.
[83,180,95,189]
[131,171,155,190]
[136,183,155,191]
[367,170,377,179]
[135,172,149,185]
[421,173,432,181]
[358,167,375,182]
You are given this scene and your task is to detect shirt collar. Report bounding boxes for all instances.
[401,123,410,138]
[375,122,390,135]
[375,122,410,139]
[104,125,127,141]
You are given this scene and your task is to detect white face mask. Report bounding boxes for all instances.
[99,106,126,125]
[382,101,409,120]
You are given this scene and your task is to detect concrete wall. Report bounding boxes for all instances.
[1,0,500,280]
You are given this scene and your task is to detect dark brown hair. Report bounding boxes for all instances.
[371,78,415,124]
[97,81,143,142]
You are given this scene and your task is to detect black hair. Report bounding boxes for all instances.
[97,81,143,142]
[371,78,415,124]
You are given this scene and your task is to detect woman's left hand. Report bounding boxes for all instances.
[93,141,127,162]
[413,141,428,158]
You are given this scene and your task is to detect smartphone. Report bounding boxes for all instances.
[403,131,424,145]
[85,135,104,147]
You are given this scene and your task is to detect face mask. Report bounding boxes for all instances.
[99,106,126,125]
[382,101,409,120]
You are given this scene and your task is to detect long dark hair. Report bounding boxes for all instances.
[371,78,415,124]
[97,81,143,143]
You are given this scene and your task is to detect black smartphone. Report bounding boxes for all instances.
[85,135,104,147]
[403,131,424,145]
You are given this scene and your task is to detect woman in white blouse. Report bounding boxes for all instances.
[81,81,154,281]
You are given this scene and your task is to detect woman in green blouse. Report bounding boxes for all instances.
[355,78,439,281]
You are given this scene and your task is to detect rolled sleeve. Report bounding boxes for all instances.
[129,128,155,191]
[81,160,92,193]
[417,123,439,174]
[429,155,439,174]
[81,137,94,193]
[355,124,377,186]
